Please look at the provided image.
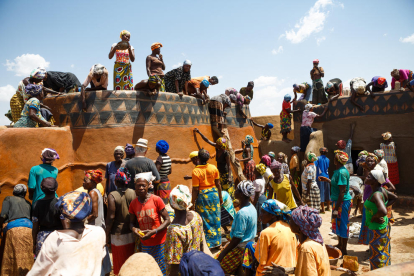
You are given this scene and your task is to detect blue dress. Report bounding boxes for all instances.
[315,155,330,202]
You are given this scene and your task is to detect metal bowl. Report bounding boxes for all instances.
[117,41,129,50]
[325,244,342,266]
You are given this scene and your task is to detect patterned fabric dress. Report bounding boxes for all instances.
[13,98,48,128]
[164,66,191,93]
[112,43,134,90]
[280,100,292,133]
[380,142,399,185]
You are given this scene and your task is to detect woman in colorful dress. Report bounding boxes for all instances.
[109,30,135,90]
[364,170,397,270]
[293,82,312,102]
[366,76,388,93]
[235,135,256,182]
[301,152,320,210]
[390,69,413,89]
[164,60,192,94]
[229,92,251,119]
[146,43,165,92]
[380,132,399,185]
[280,93,298,143]
[319,150,352,255]
[165,185,204,276]
[194,129,234,198]
[191,149,223,249]
[289,146,301,196]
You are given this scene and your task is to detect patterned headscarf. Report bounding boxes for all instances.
[284,94,291,102]
[25,84,43,97]
[291,146,301,153]
[357,150,368,167]
[220,94,231,107]
[42,148,60,162]
[225,87,237,96]
[367,152,379,163]
[270,161,282,170]
[266,123,274,129]
[358,150,369,157]
[216,137,228,150]
[306,152,318,163]
[114,145,125,153]
[261,199,291,223]
[115,167,131,185]
[313,59,319,63]
[151,42,163,51]
[305,103,312,111]
[245,135,254,145]
[156,140,169,154]
[382,132,392,140]
[183,60,192,66]
[120,30,130,38]
[326,82,334,89]
[229,93,237,102]
[245,95,252,104]
[148,75,159,84]
[370,170,385,185]
[92,64,105,75]
[201,79,210,88]
[291,205,323,244]
[293,84,299,90]
[55,191,92,222]
[261,155,271,167]
[170,185,192,211]
[30,68,46,80]
[377,77,386,86]
[256,163,267,176]
[334,150,349,165]
[237,180,255,198]
[125,143,135,156]
[85,170,103,183]
[336,140,346,149]
[374,149,384,159]
[268,151,275,159]
[13,184,27,197]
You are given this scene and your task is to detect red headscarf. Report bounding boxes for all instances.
[336,140,346,150]
[85,170,103,183]
[377,77,386,86]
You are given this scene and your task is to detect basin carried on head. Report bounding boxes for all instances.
[326,244,342,265]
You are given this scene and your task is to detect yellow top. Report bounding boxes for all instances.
[271,174,297,209]
[192,163,219,190]
[295,238,331,276]
[75,183,105,197]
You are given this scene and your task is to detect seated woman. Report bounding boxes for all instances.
[165,185,204,276]
[293,83,312,102]
[146,42,165,91]
[350,77,370,111]
[187,78,210,104]
[390,69,413,89]
[251,119,273,140]
[325,78,343,99]
[242,199,297,276]
[134,75,162,96]
[216,181,257,275]
[164,60,192,95]
[13,84,53,128]
[235,135,256,182]
[208,94,231,134]
[229,92,251,119]
[81,64,109,111]
[109,30,135,90]
[366,76,388,93]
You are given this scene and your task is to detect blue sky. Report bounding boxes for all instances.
[0,0,413,125]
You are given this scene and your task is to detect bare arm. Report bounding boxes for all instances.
[225,153,232,180]
[366,82,374,93]
[141,208,170,240]
[289,175,303,205]
[268,184,274,200]
[86,190,99,222]
[253,191,260,207]
[333,185,346,218]
[194,128,216,147]
[175,80,180,93]
[183,81,189,94]
[29,108,51,127]
[32,221,39,254]
[105,194,116,245]
[146,56,152,77]
[386,190,398,207]
[371,192,388,223]
[109,45,117,59]
[191,186,199,209]
[315,101,330,118]
[128,47,135,62]
[251,119,264,128]
[350,91,364,111]
[215,179,223,205]
[238,147,251,162]
[217,237,242,262]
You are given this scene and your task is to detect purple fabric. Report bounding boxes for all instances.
[125,143,135,156]
[391,69,410,89]
[291,205,323,244]
[261,155,271,167]
[363,184,372,201]
[371,76,388,88]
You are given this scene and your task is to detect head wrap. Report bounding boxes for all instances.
[156,140,169,154]
[370,170,386,185]
[92,64,105,75]
[247,81,254,87]
[151,42,163,51]
[278,152,288,163]
[268,151,275,158]
[306,152,318,163]
[305,103,312,111]
[367,152,379,163]
[291,146,301,153]
[170,185,192,211]
[336,140,346,149]
[319,147,328,153]
[374,149,384,159]
[85,170,103,183]
[115,167,131,185]
[261,155,271,166]
[30,68,46,80]
[216,137,228,150]
[382,132,392,140]
[244,95,252,104]
[313,59,319,63]
[198,149,210,162]
[114,145,125,154]
[183,60,192,66]
[355,84,366,94]
[334,150,349,165]
[256,164,267,176]
[229,94,237,102]
[261,199,291,223]
[135,172,155,183]
[201,79,210,88]
[225,87,237,96]
[237,180,255,197]
[210,76,219,84]
[377,77,386,86]
[291,206,323,244]
[270,161,282,170]
[189,151,198,159]
[245,135,254,145]
[41,177,58,193]
[25,84,43,97]
[13,184,27,197]
[221,94,231,107]
[55,191,92,222]
[284,94,291,102]
[266,123,274,129]
[42,148,60,162]
[391,69,399,78]
[179,251,223,276]
[358,150,369,157]
[120,30,130,38]
[125,143,135,156]
[326,82,334,89]
[293,84,299,89]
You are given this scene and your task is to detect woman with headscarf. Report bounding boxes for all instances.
[318,150,352,255]
[366,76,388,93]
[293,82,312,102]
[28,148,59,204]
[191,149,223,249]
[106,167,136,275]
[290,146,301,195]
[155,140,172,204]
[194,128,234,198]
[276,152,290,175]
[146,42,165,91]
[229,92,251,119]
[299,102,330,152]
[216,181,257,275]
[301,152,320,210]
[380,132,399,185]
[350,77,370,111]
[325,78,343,99]
[356,150,369,176]
[364,170,398,270]
[81,64,109,111]
[221,190,236,234]
[28,191,107,276]
[251,120,274,141]
[390,69,413,89]
[134,74,163,96]
[208,93,232,134]
[242,199,297,276]
[235,135,256,181]
[129,172,171,275]
[106,146,126,198]
[179,251,225,276]
[252,164,268,232]
[165,185,204,276]
[280,93,298,143]
[164,60,192,94]
[0,184,33,275]
[124,143,136,161]
[315,147,330,213]
[187,78,210,104]
[109,30,135,90]
[32,178,62,257]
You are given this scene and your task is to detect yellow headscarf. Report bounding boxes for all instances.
[189,151,198,159]
[256,164,267,176]
[120,30,130,38]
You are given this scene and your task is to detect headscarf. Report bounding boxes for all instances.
[358,150,369,157]
[336,140,346,149]
[245,95,252,104]
[30,68,46,80]
[237,180,255,198]
[25,84,43,97]
[268,151,275,158]
[189,151,198,159]
[114,145,125,153]
[210,76,218,84]
[319,147,328,153]
[245,135,254,158]
[229,94,237,102]
[291,205,323,244]
[313,59,319,63]
[55,191,92,222]
[120,30,130,38]
[326,82,334,89]
[377,77,386,86]
[216,137,228,150]
[355,84,366,94]
[179,250,224,276]
[284,94,291,102]
[201,79,210,88]
[115,167,131,185]
[13,184,27,197]
[278,152,288,163]
[357,150,368,167]
[156,140,169,154]
[261,199,291,223]
[151,42,163,51]
[247,81,254,87]
[270,161,282,170]
[305,103,312,111]
[125,143,135,156]
[183,60,192,66]
[367,152,379,163]
[382,132,392,140]
[266,123,274,129]
[92,64,105,75]
[256,163,267,176]
[293,84,299,90]
[225,87,237,96]
[306,152,318,163]
[291,146,301,153]
[374,149,384,159]
[261,155,271,167]
[85,170,103,183]
[370,170,386,185]
[334,150,349,165]
[135,172,155,183]
[41,178,58,193]
[42,148,60,162]
[170,185,192,211]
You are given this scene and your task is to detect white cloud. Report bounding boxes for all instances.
[171,62,182,69]
[254,76,285,87]
[4,54,50,76]
[400,34,414,44]
[383,33,387,37]
[71,64,75,68]
[0,85,16,102]
[250,81,292,116]
[271,46,284,55]
[316,36,326,46]
[338,2,344,9]
[284,0,333,44]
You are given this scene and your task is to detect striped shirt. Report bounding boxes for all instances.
[156,155,171,182]
[380,142,397,163]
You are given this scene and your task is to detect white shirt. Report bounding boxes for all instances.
[251,178,266,201]
[263,167,273,185]
[28,225,106,276]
